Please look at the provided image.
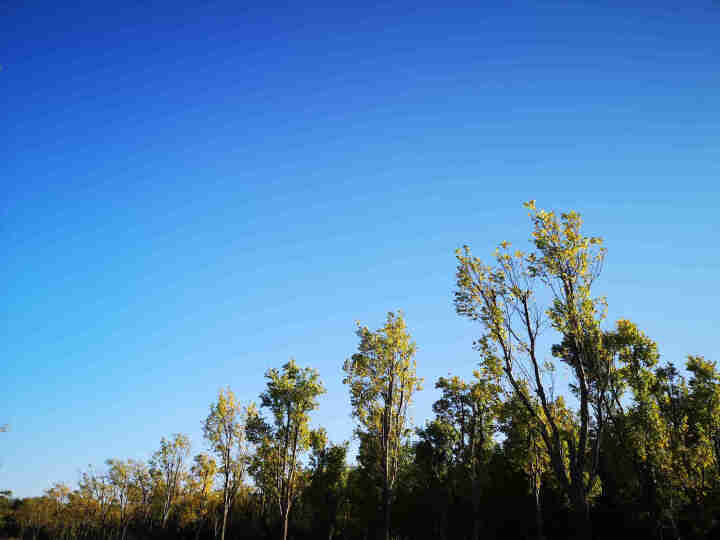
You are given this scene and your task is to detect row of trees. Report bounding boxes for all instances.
[3,202,719,540]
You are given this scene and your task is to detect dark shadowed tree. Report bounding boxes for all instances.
[432,351,503,540]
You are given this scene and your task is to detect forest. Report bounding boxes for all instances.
[3,202,719,540]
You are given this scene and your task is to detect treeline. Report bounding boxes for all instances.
[3,202,720,540]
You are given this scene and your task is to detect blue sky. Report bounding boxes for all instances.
[3,1,719,497]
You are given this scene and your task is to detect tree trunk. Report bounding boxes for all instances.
[534,481,544,540]
[221,497,229,540]
[382,482,391,540]
[667,494,681,540]
[570,494,591,540]
[471,478,481,540]
[213,511,220,540]
[282,507,290,540]
[438,504,448,540]
[647,467,664,540]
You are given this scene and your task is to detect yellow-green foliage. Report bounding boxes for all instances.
[249,358,325,539]
[343,312,423,492]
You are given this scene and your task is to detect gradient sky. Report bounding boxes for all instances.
[3,1,719,497]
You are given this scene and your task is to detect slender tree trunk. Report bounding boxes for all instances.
[534,480,544,540]
[326,496,338,540]
[162,500,170,528]
[212,508,220,540]
[221,492,229,540]
[384,379,393,540]
[471,477,481,540]
[570,487,591,540]
[382,481,391,540]
[282,507,290,540]
[647,467,664,540]
[654,518,665,540]
[667,492,681,540]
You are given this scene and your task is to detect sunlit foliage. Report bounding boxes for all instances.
[3,203,716,540]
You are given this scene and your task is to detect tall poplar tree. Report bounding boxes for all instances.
[151,433,191,529]
[106,459,132,540]
[248,359,325,540]
[343,311,422,540]
[203,388,253,540]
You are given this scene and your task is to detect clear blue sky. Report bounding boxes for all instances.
[3,1,719,497]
